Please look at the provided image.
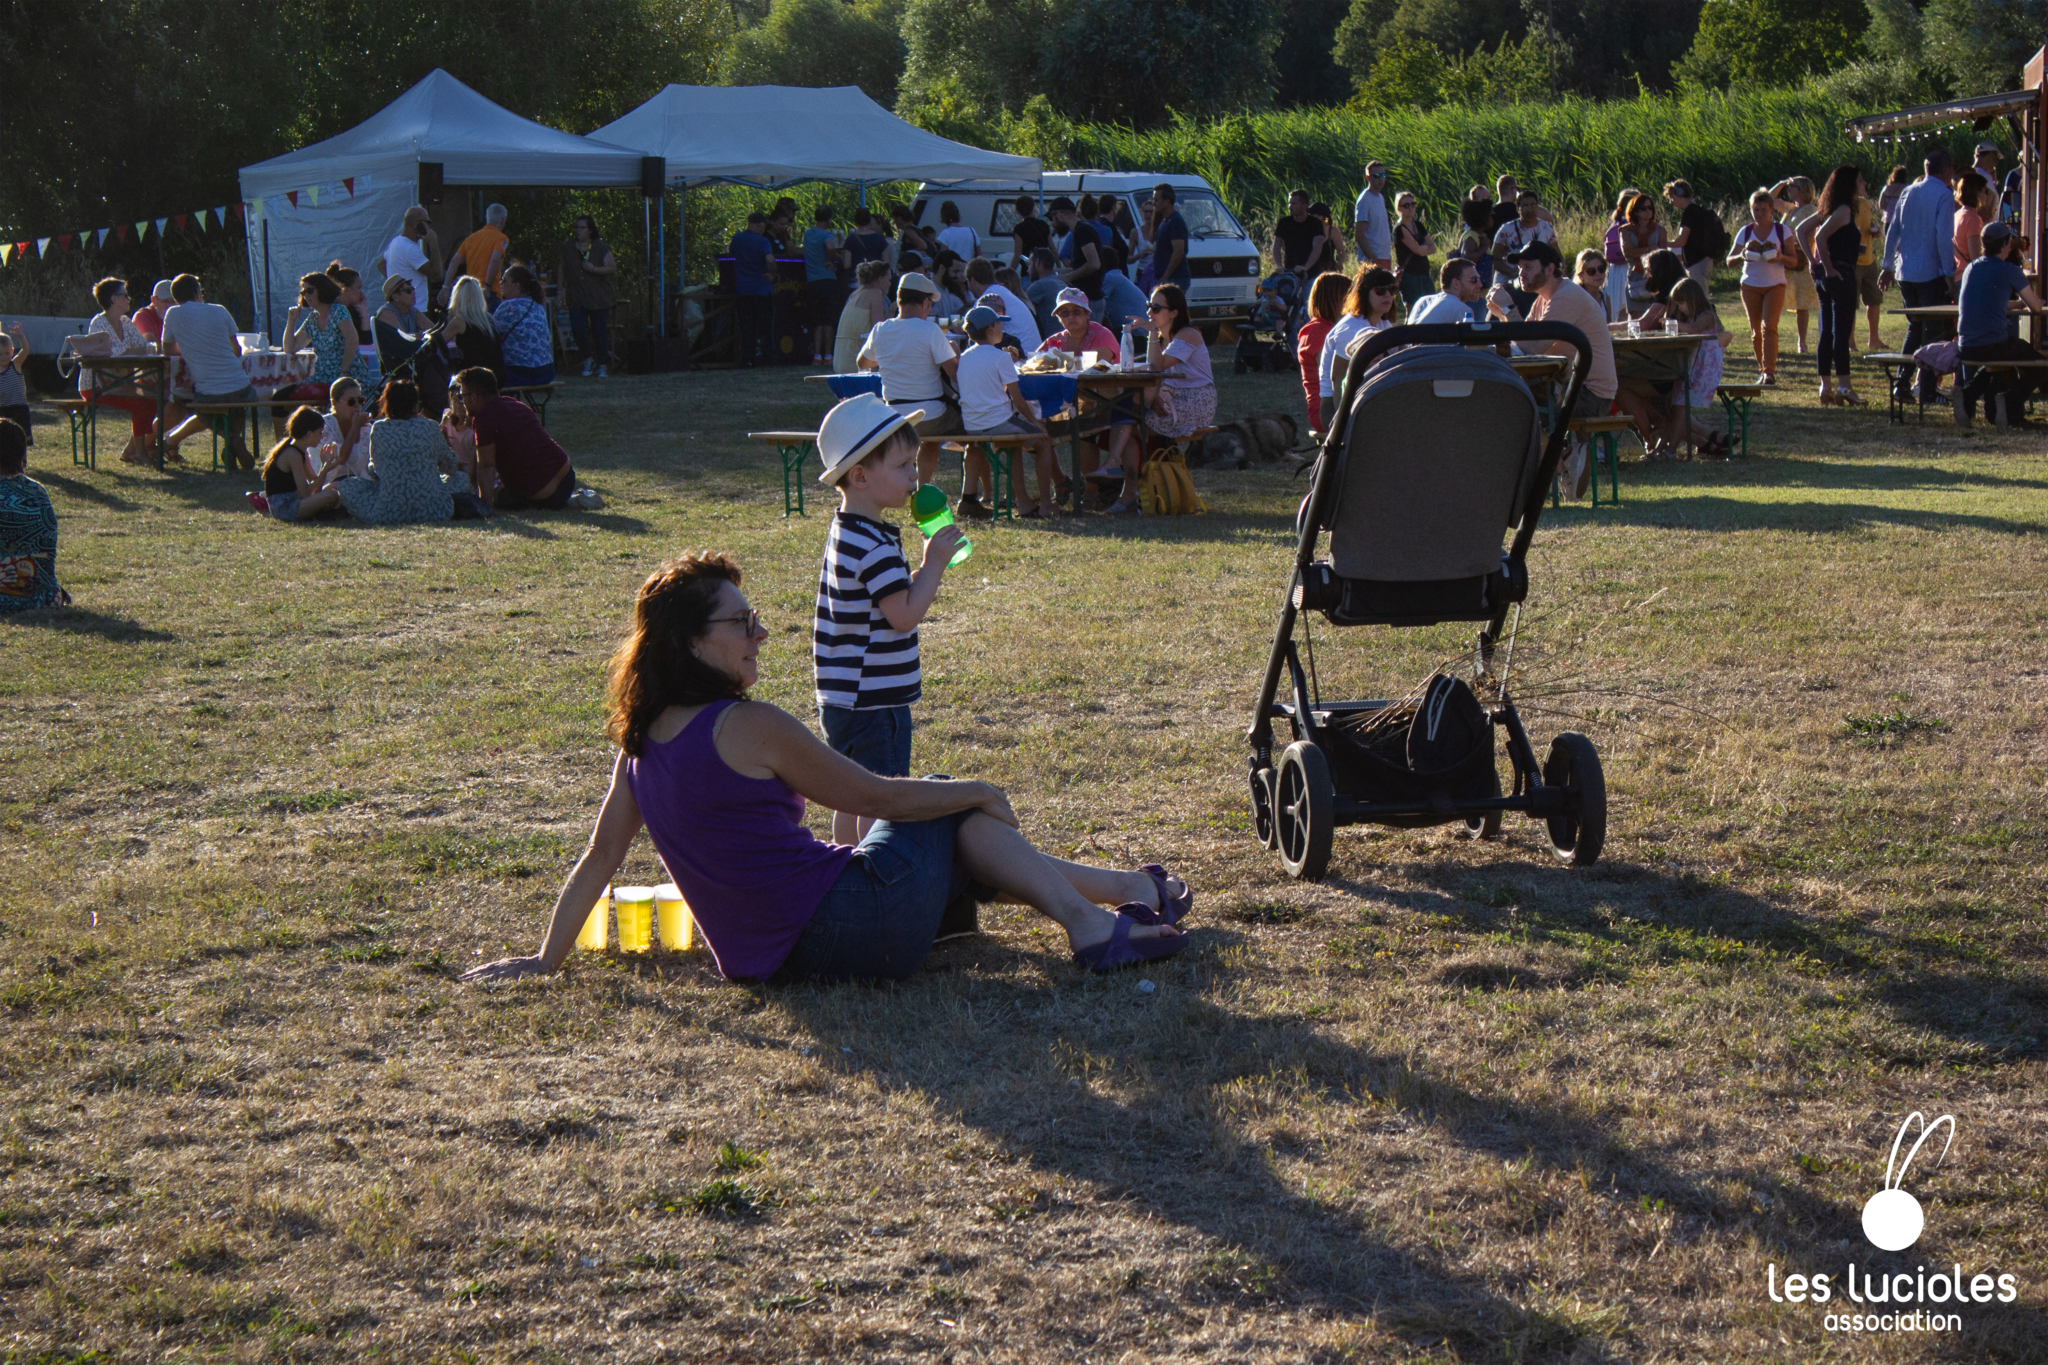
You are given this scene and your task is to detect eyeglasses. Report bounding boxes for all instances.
[707,610,763,634]
[397,283,414,292]
[1147,302,1170,312]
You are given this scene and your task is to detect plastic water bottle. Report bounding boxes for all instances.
[911,484,972,566]
[1120,323,1136,369]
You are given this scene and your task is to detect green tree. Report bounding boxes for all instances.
[722,0,907,106]
[1348,32,1449,108]
[1674,0,1867,87]
[1440,27,1571,105]
[1333,0,1400,81]
[1275,0,1354,107]
[1922,0,2047,95]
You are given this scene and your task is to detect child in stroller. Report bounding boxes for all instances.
[1235,271,1305,373]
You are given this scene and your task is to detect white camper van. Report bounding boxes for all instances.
[911,172,1260,331]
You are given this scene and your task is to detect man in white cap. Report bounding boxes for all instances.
[811,391,966,842]
[856,270,962,483]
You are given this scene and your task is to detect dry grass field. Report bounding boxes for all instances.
[4,308,2047,1363]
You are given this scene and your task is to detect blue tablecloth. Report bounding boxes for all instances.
[819,371,1080,414]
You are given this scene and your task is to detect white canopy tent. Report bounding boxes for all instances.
[591,85,1041,326]
[238,69,643,338]
[590,84,1042,191]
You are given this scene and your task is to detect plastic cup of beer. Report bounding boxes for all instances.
[1081,350,1099,370]
[614,886,655,954]
[655,883,695,952]
[576,886,612,951]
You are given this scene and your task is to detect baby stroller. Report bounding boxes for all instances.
[1234,271,1304,373]
[1245,320,1607,880]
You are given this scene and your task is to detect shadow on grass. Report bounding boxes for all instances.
[1549,495,2041,536]
[3,605,174,641]
[35,469,143,511]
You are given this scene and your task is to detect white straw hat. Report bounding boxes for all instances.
[817,393,923,485]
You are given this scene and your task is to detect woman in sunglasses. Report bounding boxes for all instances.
[1094,285,1217,516]
[463,552,1191,984]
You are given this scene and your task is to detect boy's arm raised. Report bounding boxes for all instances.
[876,526,963,634]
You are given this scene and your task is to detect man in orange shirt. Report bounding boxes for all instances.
[443,203,509,306]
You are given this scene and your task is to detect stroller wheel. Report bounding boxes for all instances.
[1275,742,1334,881]
[1542,734,1606,866]
[1248,761,1279,850]
[1459,761,1504,841]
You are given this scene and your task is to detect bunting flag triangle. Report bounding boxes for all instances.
[193,212,205,234]
[1,245,11,266]
[153,217,167,235]
[174,213,189,232]
[98,228,110,247]
[344,177,355,197]
[306,185,319,207]
[35,237,50,258]
[134,221,150,241]
[215,206,228,227]
[57,234,73,253]
[286,191,298,209]
[116,225,130,242]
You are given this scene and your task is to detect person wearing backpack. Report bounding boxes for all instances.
[1666,180,1725,289]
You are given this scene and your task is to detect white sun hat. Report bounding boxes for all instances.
[817,392,924,485]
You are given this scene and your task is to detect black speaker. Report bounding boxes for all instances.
[640,156,665,198]
[418,161,443,205]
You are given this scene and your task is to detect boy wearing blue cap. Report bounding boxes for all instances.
[956,304,1059,519]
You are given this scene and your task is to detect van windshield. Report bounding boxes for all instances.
[1162,191,1247,240]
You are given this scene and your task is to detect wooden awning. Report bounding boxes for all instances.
[1845,89,2037,142]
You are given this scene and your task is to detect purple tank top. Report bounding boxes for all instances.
[625,700,852,979]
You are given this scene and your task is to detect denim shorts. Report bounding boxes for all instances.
[821,704,913,778]
[268,491,301,521]
[775,807,995,983]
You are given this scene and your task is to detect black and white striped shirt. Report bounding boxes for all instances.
[814,511,920,710]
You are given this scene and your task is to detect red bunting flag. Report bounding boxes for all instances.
[116,225,130,242]
[287,191,299,208]
[58,234,73,252]
[174,214,188,231]
[344,177,355,196]
[14,242,28,257]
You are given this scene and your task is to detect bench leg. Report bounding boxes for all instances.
[1587,432,1618,506]
[981,443,1013,522]
[776,442,809,517]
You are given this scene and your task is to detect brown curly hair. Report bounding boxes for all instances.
[605,552,749,757]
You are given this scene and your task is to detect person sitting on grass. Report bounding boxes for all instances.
[456,367,597,512]
[314,376,370,486]
[441,379,482,487]
[957,305,1059,519]
[0,418,68,611]
[331,379,454,525]
[246,406,345,522]
[461,551,1191,985]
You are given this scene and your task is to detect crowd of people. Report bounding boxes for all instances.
[1281,137,2040,453]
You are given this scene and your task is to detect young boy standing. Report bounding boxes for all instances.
[813,392,966,844]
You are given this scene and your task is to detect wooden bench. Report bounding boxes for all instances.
[1868,353,1926,425]
[951,432,1068,522]
[1951,359,2048,430]
[1715,382,1767,459]
[190,398,303,473]
[1555,414,1632,508]
[505,382,562,427]
[746,431,817,516]
[48,398,97,469]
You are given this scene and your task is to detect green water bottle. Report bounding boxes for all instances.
[911,484,973,567]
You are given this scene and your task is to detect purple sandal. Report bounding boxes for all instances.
[1135,864,1193,927]
[1072,908,1187,973]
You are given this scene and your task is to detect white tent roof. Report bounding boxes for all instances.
[239,69,644,196]
[590,85,1041,189]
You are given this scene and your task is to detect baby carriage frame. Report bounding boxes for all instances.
[1234,271,1306,374]
[1245,320,1607,880]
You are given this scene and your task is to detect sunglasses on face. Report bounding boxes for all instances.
[1147,302,1170,312]
[340,396,362,408]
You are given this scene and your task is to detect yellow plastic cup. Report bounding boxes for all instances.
[654,883,695,952]
[576,886,612,951]
[614,886,655,954]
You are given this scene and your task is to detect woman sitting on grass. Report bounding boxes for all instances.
[463,550,1191,985]
[0,418,68,611]
[332,379,454,525]
[247,406,345,522]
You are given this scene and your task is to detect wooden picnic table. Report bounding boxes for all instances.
[1060,369,1164,514]
[1891,303,2037,318]
[71,352,169,469]
[1611,332,1707,458]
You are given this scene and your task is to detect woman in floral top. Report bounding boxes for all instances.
[79,277,164,466]
[0,418,67,611]
[332,379,453,525]
[278,273,358,411]
[490,265,555,387]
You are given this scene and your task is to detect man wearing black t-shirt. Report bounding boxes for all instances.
[1052,198,1105,301]
[1010,195,1051,266]
[1668,179,1720,287]
[1272,189,1324,276]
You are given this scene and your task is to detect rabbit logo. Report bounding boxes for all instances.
[1861,1112,1955,1252]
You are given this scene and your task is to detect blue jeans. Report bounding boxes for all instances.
[568,306,610,364]
[774,808,993,982]
[820,704,913,777]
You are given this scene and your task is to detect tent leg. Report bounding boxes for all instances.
[262,221,272,341]
[643,197,652,344]
[658,194,666,339]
